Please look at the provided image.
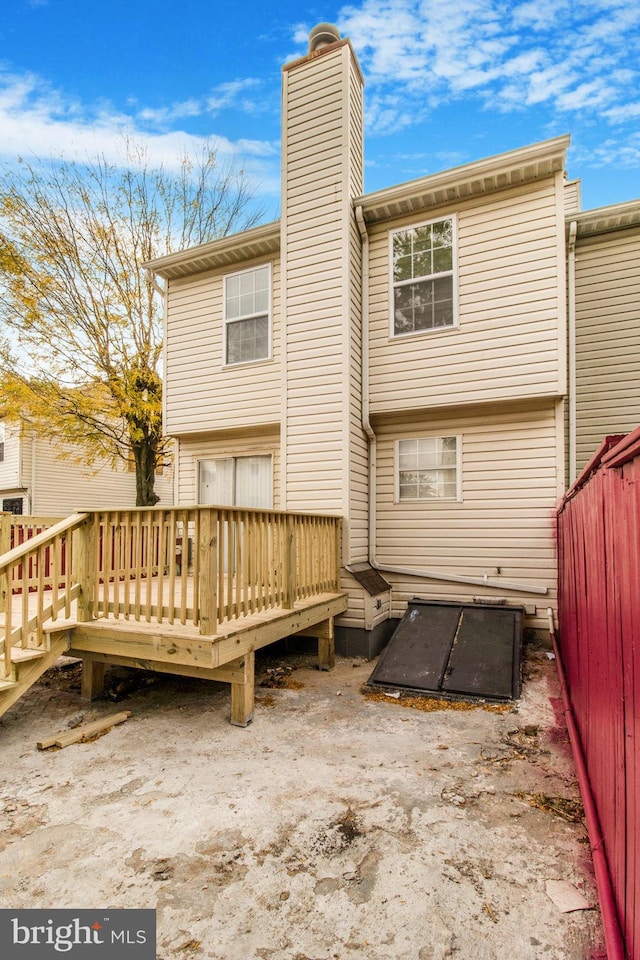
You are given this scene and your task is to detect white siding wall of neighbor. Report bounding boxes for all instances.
[574,227,640,469]
[175,431,281,507]
[30,437,174,515]
[165,256,281,437]
[281,42,364,540]
[368,178,566,415]
[373,401,563,633]
[0,423,22,494]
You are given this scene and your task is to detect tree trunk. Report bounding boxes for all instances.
[133,442,160,507]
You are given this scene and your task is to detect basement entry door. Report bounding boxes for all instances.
[367,599,523,701]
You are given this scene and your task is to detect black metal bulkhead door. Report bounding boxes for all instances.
[441,606,519,699]
[367,602,461,691]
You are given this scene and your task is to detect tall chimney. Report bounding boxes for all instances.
[279,24,367,563]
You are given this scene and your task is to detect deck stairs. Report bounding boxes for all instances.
[0,626,75,719]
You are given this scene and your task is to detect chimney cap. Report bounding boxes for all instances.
[308,22,341,53]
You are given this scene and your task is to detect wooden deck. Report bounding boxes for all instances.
[0,507,345,725]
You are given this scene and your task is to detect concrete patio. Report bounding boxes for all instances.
[0,642,603,959]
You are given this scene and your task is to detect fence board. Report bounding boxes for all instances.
[557,432,640,959]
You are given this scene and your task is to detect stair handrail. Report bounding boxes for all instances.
[0,513,88,573]
[0,513,89,679]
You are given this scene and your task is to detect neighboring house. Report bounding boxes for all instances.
[147,25,638,656]
[0,419,174,516]
[568,200,640,479]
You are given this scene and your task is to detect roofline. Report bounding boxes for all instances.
[355,135,571,224]
[566,198,640,239]
[144,220,281,280]
[146,136,571,280]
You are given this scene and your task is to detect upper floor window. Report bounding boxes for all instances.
[224,264,271,365]
[0,423,5,463]
[396,436,461,501]
[391,217,456,336]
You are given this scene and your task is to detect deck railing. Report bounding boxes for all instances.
[85,506,342,635]
[0,506,342,683]
[0,513,86,679]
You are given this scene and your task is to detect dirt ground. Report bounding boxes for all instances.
[0,642,604,960]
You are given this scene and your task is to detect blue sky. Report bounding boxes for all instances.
[1,0,639,221]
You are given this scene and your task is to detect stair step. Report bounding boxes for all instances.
[8,647,47,663]
[0,677,18,691]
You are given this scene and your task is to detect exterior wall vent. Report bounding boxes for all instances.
[308,22,341,53]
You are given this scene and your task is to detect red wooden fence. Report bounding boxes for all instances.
[557,428,640,960]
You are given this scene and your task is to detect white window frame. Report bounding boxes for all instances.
[197,454,273,509]
[389,215,458,338]
[394,435,462,503]
[223,263,272,367]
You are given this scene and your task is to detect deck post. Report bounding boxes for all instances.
[198,508,218,636]
[74,515,97,622]
[283,516,296,609]
[317,617,335,671]
[230,650,255,727]
[0,514,11,614]
[81,658,106,700]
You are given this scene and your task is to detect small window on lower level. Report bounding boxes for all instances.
[396,436,461,501]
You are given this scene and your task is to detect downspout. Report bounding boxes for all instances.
[548,609,626,960]
[29,431,36,515]
[567,220,578,485]
[352,205,546,597]
[355,205,377,561]
[148,270,176,506]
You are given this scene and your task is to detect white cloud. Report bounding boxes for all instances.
[206,78,263,114]
[571,133,640,169]
[330,0,640,136]
[0,69,280,197]
[137,100,202,125]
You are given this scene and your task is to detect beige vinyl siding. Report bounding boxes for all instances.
[574,226,640,469]
[282,42,364,527]
[374,402,560,632]
[368,179,565,415]
[564,179,581,215]
[165,256,281,437]
[0,423,22,492]
[176,430,281,507]
[30,437,173,515]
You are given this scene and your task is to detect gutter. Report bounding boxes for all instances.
[567,220,578,485]
[547,608,626,960]
[353,205,547,598]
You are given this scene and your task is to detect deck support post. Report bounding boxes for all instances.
[230,650,255,727]
[81,658,106,700]
[295,617,335,670]
[317,617,335,671]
